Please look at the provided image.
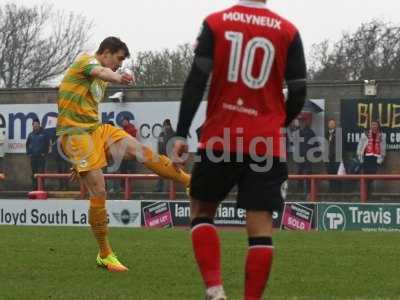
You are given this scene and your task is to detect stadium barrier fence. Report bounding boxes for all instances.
[290,174,400,203]
[34,173,400,203]
[34,173,176,200]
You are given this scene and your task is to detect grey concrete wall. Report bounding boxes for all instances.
[1,80,400,192]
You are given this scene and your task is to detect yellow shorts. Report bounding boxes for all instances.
[60,124,129,173]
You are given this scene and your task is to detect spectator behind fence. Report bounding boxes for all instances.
[287,119,300,154]
[0,128,5,173]
[325,118,342,193]
[26,119,49,190]
[286,119,300,173]
[155,119,175,192]
[104,121,121,193]
[49,128,70,190]
[357,120,386,197]
[121,116,138,138]
[296,117,319,196]
[118,117,138,192]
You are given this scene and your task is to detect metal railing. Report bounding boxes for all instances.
[34,173,177,200]
[290,174,400,203]
[34,173,400,203]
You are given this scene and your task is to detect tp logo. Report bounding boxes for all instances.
[322,205,346,231]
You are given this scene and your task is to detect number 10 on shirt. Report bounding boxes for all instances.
[225,31,276,90]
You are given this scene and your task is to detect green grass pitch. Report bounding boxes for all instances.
[0,226,399,300]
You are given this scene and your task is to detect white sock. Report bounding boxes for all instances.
[206,285,224,296]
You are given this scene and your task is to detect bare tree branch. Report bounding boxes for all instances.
[309,19,400,81]
[130,44,194,86]
[0,3,92,88]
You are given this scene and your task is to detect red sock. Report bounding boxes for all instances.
[191,221,222,288]
[244,245,274,300]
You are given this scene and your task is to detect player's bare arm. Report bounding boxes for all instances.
[91,66,133,85]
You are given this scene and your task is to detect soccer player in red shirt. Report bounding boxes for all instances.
[173,1,307,299]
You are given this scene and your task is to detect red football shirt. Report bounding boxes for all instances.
[198,3,299,157]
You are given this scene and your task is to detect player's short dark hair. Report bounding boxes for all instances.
[97,37,130,58]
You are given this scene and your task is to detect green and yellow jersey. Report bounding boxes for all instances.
[56,54,107,136]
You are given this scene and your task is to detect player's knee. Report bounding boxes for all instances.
[126,147,137,160]
[246,211,273,236]
[190,199,219,221]
[124,137,140,159]
[89,177,106,193]
[91,186,106,199]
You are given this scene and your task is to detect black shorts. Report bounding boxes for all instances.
[190,150,288,212]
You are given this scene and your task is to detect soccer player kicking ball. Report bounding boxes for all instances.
[173,0,306,299]
[56,37,190,272]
